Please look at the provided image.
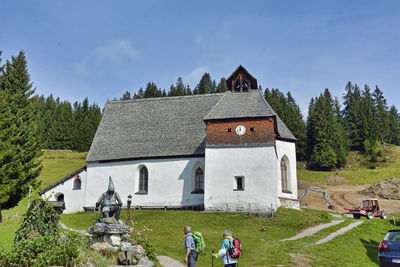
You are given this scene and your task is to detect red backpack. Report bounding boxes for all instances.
[228,238,242,258]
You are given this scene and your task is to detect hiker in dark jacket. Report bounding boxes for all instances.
[184,226,198,267]
[211,230,238,267]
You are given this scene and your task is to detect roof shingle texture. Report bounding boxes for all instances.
[86,90,295,162]
[86,94,223,162]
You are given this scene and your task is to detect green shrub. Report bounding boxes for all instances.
[14,197,59,243]
[0,197,86,266]
[129,221,158,263]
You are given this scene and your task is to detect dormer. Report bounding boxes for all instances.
[226,65,258,92]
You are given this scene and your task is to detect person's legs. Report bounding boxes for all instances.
[102,211,110,218]
[224,264,237,267]
[187,252,197,267]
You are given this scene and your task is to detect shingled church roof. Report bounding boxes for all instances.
[86,94,223,162]
[86,90,296,162]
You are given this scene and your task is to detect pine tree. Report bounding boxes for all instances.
[342,82,363,150]
[306,89,347,170]
[194,73,213,94]
[360,85,379,154]
[373,86,389,144]
[133,88,144,99]
[175,77,185,96]
[388,105,400,145]
[216,78,228,93]
[264,88,307,160]
[0,51,42,221]
[121,90,131,100]
[144,82,162,98]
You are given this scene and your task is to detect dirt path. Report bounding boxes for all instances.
[157,255,185,267]
[315,221,364,245]
[281,220,344,241]
[298,181,400,214]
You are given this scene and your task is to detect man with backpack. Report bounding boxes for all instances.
[211,230,241,267]
[184,226,198,267]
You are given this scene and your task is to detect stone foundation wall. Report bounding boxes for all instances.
[278,197,300,210]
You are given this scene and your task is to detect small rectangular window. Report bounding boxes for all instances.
[250,127,254,132]
[227,128,232,132]
[234,176,244,191]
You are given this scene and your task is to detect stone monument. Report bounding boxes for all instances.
[89,177,129,251]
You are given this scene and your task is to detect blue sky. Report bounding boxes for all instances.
[1,0,399,115]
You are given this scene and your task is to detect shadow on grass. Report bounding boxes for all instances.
[360,238,379,264]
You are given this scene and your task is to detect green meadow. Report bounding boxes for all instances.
[1,147,400,266]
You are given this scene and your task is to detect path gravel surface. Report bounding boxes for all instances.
[157,255,185,267]
[315,220,363,245]
[281,220,344,241]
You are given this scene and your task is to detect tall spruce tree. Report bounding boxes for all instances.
[373,86,389,144]
[194,73,215,94]
[216,78,228,93]
[342,82,363,150]
[360,85,379,154]
[0,51,42,222]
[264,88,307,160]
[306,89,347,170]
[388,105,400,145]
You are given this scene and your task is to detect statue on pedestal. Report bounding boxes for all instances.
[96,176,123,222]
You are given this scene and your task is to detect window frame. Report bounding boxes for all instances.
[234,176,245,191]
[192,167,204,194]
[73,176,81,190]
[136,165,149,195]
[281,157,292,194]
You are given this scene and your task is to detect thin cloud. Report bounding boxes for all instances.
[93,40,140,64]
[194,34,207,48]
[73,39,140,75]
[185,66,209,86]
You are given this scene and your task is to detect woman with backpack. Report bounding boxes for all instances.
[211,230,241,267]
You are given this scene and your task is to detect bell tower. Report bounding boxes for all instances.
[226,65,258,92]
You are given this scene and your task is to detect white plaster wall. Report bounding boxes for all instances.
[204,146,278,213]
[42,169,87,213]
[85,157,205,209]
[275,140,298,202]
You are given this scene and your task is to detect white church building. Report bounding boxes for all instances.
[40,66,299,214]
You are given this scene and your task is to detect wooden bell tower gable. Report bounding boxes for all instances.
[226,65,258,92]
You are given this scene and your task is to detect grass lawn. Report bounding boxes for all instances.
[297,144,400,184]
[61,209,400,267]
[0,150,87,250]
[62,208,331,266]
[40,150,87,188]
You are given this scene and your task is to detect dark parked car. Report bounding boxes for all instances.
[379,230,400,266]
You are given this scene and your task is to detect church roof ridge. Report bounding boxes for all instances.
[108,92,226,104]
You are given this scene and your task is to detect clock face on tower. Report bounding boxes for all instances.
[235,125,246,135]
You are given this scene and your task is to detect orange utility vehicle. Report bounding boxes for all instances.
[344,199,386,219]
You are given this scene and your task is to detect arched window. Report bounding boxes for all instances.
[57,193,64,202]
[281,157,291,193]
[139,166,148,193]
[194,167,204,193]
[73,176,81,190]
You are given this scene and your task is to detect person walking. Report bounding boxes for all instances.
[211,230,238,267]
[184,226,198,267]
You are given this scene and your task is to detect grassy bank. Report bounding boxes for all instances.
[298,144,400,184]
